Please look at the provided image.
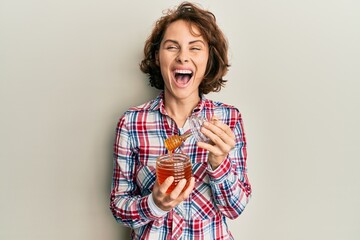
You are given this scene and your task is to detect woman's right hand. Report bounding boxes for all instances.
[152,176,195,211]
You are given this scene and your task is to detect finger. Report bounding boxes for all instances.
[168,179,186,200]
[205,121,235,140]
[197,141,224,156]
[214,121,236,140]
[159,176,174,194]
[211,115,220,122]
[153,178,160,193]
[201,124,235,151]
[180,177,195,199]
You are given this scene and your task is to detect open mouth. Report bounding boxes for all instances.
[174,69,193,85]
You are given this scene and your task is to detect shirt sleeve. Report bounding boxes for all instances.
[148,193,170,217]
[109,115,163,228]
[207,110,252,219]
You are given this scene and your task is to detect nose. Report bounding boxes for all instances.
[176,50,189,63]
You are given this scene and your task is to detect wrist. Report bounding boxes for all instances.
[208,156,225,170]
[148,193,169,217]
[207,157,231,183]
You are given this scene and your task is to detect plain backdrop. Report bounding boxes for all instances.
[1,0,359,239]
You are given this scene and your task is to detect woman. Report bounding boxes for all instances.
[110,2,252,239]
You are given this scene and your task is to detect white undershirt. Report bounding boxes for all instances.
[148,193,169,217]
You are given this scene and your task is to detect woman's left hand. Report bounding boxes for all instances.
[196,117,236,170]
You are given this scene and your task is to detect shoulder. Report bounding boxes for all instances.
[117,97,160,127]
[124,96,161,116]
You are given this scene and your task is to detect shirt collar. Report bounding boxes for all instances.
[151,91,208,116]
[191,94,207,116]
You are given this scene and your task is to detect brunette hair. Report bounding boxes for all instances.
[140,2,229,95]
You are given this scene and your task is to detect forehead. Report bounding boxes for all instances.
[163,20,204,41]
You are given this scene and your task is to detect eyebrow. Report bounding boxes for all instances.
[162,39,206,45]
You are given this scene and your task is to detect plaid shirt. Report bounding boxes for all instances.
[110,92,251,240]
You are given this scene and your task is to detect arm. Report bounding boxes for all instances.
[109,116,162,228]
[198,111,252,219]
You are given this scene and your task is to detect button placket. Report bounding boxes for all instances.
[171,211,184,240]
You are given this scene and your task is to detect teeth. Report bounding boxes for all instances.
[174,69,193,74]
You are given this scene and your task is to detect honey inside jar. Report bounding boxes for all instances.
[156,153,192,193]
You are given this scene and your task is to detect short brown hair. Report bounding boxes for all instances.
[140,2,229,95]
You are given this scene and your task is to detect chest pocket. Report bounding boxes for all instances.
[135,141,165,196]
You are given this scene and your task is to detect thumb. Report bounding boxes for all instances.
[159,176,174,193]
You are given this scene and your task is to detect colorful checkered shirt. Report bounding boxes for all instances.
[110,92,252,240]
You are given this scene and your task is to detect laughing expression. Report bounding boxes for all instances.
[157,20,209,102]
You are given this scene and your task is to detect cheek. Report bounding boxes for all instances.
[196,57,209,74]
[159,57,174,74]
[195,54,209,66]
[159,64,172,83]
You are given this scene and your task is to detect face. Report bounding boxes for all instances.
[157,20,209,103]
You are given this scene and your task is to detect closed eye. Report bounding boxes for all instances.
[166,45,179,50]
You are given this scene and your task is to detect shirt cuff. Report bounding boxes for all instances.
[207,157,231,183]
[148,193,169,217]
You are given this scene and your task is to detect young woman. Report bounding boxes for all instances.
[110,2,252,239]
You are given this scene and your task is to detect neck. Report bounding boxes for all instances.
[164,92,200,128]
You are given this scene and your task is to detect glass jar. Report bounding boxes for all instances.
[188,115,210,142]
[156,152,192,193]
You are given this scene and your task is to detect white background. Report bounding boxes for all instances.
[1,0,359,239]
